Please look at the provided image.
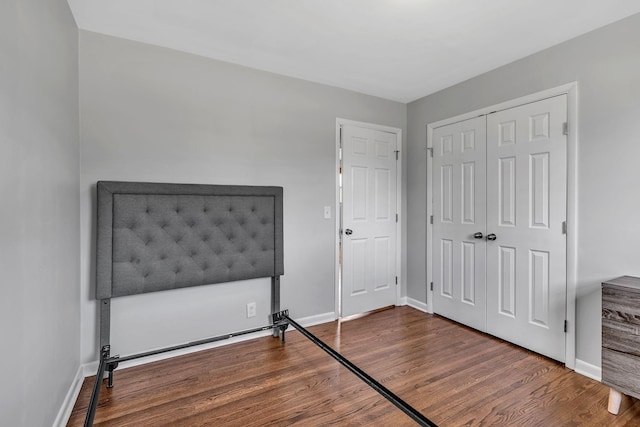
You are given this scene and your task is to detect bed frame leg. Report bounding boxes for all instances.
[272,310,289,344]
[106,358,119,388]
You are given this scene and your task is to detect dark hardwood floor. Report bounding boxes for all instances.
[68,306,640,426]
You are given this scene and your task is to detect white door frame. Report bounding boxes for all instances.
[426,82,578,369]
[335,118,403,318]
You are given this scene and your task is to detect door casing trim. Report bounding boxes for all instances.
[335,118,403,319]
[426,82,578,370]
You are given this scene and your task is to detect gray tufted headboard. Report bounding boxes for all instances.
[96,181,284,299]
[86,181,285,426]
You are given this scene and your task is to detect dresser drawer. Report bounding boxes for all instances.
[603,286,640,319]
[602,318,640,357]
[602,348,640,400]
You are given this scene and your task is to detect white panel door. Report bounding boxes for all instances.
[342,124,397,317]
[485,95,567,361]
[432,116,487,331]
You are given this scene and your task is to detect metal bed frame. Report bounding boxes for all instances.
[84,181,436,426]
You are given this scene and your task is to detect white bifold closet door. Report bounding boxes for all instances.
[432,95,567,362]
[432,116,487,331]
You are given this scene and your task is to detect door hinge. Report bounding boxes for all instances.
[430,215,434,225]
[427,147,433,157]
[564,320,568,333]
[395,150,399,160]
[395,276,398,285]
[396,213,399,223]
[563,122,568,136]
[430,282,433,291]
[562,221,567,235]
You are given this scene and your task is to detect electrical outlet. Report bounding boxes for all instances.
[324,206,331,219]
[247,302,256,318]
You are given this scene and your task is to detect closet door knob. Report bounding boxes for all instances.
[345,229,353,236]
[473,232,484,239]
[487,233,497,241]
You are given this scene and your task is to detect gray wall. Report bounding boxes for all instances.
[79,31,406,363]
[0,0,80,426]
[407,13,640,367]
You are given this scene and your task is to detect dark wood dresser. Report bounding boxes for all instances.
[602,276,640,414]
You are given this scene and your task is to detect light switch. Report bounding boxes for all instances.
[324,206,331,219]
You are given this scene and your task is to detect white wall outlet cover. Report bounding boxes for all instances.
[247,302,257,318]
[324,206,331,219]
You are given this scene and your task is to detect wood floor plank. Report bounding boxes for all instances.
[68,307,640,426]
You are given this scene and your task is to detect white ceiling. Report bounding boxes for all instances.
[67,0,640,103]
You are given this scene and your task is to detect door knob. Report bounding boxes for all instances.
[345,229,353,236]
[487,233,497,241]
[473,232,484,239]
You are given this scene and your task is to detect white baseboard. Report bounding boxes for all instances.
[53,365,84,427]
[82,311,337,376]
[293,311,337,328]
[575,358,602,382]
[404,296,428,313]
